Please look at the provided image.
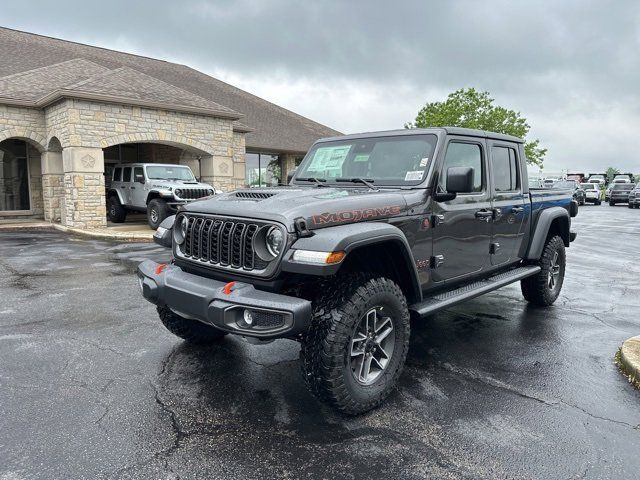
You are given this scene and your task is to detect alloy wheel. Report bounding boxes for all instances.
[349,307,395,385]
[548,251,561,290]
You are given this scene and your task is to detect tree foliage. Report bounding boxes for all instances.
[605,166,620,181]
[406,88,546,166]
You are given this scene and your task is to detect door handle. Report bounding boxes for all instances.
[120,186,125,188]
[131,187,136,190]
[475,209,493,219]
[511,206,524,213]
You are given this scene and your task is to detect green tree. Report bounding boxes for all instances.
[605,166,620,182]
[406,88,547,166]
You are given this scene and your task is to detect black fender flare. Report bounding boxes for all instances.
[281,222,422,302]
[526,207,570,260]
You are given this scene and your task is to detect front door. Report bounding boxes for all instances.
[431,138,492,283]
[488,142,526,266]
[130,166,147,207]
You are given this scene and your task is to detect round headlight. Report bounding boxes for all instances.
[265,226,284,257]
[208,189,215,196]
[175,189,183,197]
[174,216,188,245]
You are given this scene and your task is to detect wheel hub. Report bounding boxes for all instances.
[349,307,396,385]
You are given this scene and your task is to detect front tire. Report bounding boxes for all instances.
[147,198,169,230]
[158,305,227,344]
[521,235,566,306]
[609,200,615,206]
[300,274,410,415]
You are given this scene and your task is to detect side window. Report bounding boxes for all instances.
[113,167,122,182]
[122,167,132,182]
[491,146,520,192]
[441,142,483,192]
[134,166,144,182]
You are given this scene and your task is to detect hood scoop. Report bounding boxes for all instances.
[234,191,277,200]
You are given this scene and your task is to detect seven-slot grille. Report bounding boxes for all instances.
[176,188,209,200]
[179,215,270,271]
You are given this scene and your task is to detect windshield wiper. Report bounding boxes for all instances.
[336,177,376,189]
[297,177,327,187]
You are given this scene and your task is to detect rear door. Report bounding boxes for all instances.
[488,142,526,266]
[431,137,492,283]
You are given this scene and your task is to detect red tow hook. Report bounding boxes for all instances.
[154,263,167,275]
[222,281,236,295]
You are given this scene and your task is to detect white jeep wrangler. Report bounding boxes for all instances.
[106,163,216,229]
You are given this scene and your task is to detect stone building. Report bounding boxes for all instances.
[0,28,340,229]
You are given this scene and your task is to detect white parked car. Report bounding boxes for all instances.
[579,183,601,205]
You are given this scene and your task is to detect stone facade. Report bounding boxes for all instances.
[0,98,248,228]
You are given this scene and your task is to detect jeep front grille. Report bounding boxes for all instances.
[176,188,210,200]
[179,215,270,272]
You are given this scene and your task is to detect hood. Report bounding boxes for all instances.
[182,186,416,231]
[148,179,213,190]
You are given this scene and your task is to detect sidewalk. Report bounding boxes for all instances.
[616,336,640,389]
[0,219,153,242]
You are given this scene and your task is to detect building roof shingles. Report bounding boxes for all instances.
[0,27,341,153]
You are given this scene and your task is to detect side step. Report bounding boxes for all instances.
[410,265,541,317]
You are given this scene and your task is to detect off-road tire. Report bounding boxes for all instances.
[609,200,615,206]
[147,199,169,230]
[157,305,227,344]
[107,195,127,223]
[300,274,410,415]
[521,235,566,306]
[628,203,633,209]
[596,200,601,205]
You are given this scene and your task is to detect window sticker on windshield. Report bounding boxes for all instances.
[308,146,351,171]
[404,171,423,181]
[353,154,369,163]
[419,157,429,167]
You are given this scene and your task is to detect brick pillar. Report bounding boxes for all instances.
[41,151,64,222]
[61,147,106,229]
[200,154,238,193]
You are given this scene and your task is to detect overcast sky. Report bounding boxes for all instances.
[3,0,639,172]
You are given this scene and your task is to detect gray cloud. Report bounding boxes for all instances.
[2,0,640,172]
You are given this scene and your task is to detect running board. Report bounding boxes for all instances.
[410,266,541,317]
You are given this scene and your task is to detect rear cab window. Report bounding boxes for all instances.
[490,145,520,192]
[113,167,122,182]
[122,167,132,182]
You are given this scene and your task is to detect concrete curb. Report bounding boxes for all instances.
[0,222,153,243]
[616,336,640,389]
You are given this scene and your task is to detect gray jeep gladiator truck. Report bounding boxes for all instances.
[137,127,578,414]
[107,163,216,229]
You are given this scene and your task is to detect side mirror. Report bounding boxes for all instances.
[287,168,297,184]
[434,166,475,202]
[446,166,474,193]
[135,174,145,184]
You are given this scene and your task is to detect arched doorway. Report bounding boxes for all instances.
[101,140,211,227]
[0,138,44,217]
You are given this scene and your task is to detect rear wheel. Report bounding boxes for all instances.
[147,198,169,229]
[157,305,227,344]
[107,195,127,223]
[300,274,410,415]
[521,235,566,306]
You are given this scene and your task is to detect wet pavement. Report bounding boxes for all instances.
[1,204,639,479]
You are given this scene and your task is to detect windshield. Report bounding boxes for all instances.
[146,165,195,181]
[612,183,635,191]
[580,184,596,190]
[552,181,576,189]
[294,134,438,186]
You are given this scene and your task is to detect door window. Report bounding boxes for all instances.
[113,167,122,182]
[441,142,483,192]
[122,167,132,182]
[133,167,144,182]
[491,146,520,192]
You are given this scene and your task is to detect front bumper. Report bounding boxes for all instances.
[611,195,631,203]
[137,260,312,339]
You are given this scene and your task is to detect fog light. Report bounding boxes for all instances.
[243,309,254,326]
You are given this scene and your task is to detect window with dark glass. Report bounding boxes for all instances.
[0,139,31,211]
[491,146,520,192]
[113,167,122,182]
[134,167,144,182]
[122,167,132,182]
[441,142,483,192]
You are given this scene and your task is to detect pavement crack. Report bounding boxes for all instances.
[559,400,639,430]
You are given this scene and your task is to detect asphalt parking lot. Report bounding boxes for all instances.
[1,204,639,479]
